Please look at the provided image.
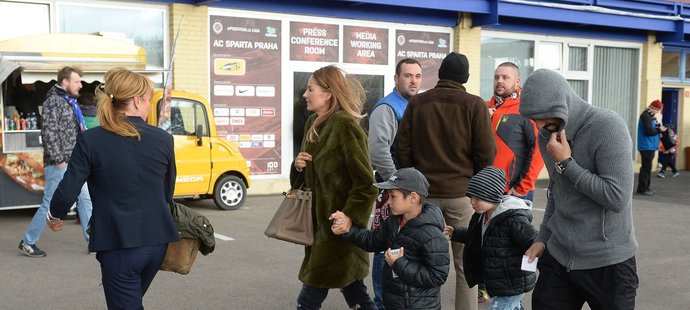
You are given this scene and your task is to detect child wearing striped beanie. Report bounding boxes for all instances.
[444,166,538,310]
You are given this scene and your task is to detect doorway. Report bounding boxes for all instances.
[661,88,679,130]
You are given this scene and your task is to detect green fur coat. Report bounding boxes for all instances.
[293,111,377,288]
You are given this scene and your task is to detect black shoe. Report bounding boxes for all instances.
[638,190,655,196]
[18,240,46,257]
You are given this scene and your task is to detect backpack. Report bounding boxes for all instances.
[661,126,677,150]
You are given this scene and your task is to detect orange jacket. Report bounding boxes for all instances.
[487,94,544,196]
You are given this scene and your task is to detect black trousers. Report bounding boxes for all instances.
[296,279,377,310]
[532,250,638,310]
[96,244,168,310]
[637,150,655,193]
[659,153,678,173]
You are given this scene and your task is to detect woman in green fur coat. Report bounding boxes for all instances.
[293,65,378,309]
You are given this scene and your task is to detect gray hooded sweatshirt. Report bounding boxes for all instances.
[519,69,637,271]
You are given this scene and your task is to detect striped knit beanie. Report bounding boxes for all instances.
[466,166,506,204]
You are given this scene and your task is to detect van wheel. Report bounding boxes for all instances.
[213,175,246,210]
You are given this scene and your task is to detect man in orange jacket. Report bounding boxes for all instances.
[486,62,544,202]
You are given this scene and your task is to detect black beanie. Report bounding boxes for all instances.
[438,52,470,84]
[466,166,506,204]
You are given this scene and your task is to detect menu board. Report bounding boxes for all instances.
[395,30,451,91]
[210,16,282,175]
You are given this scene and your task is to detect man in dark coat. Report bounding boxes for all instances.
[396,52,496,310]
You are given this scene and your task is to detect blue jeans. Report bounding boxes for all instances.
[489,293,525,310]
[23,164,92,245]
[372,251,385,309]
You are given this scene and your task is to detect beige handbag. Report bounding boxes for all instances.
[264,184,314,246]
[160,238,200,275]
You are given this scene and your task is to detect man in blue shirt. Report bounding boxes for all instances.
[636,99,667,196]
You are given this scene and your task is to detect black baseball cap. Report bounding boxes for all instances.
[373,168,429,197]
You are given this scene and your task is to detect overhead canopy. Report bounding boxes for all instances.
[0,33,165,83]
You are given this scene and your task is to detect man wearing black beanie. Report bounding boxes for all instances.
[396,52,496,310]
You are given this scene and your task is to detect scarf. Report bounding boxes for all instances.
[63,94,88,131]
[493,91,518,109]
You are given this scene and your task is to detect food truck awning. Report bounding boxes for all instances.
[0,33,165,83]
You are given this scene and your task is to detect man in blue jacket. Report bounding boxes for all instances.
[636,99,667,196]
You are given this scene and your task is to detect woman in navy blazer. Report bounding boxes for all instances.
[47,67,179,309]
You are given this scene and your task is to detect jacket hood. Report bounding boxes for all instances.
[492,195,532,218]
[407,202,445,231]
[519,69,590,134]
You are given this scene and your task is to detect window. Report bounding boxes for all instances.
[58,3,166,67]
[660,48,690,84]
[567,79,588,100]
[661,51,680,79]
[538,42,562,71]
[568,46,588,71]
[0,2,49,41]
[481,31,641,150]
[167,99,209,136]
[592,46,640,145]
[480,37,534,99]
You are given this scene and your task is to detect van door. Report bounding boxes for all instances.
[167,98,212,195]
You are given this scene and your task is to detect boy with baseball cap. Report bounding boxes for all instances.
[444,166,537,309]
[330,167,450,309]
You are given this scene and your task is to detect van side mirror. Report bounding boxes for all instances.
[196,124,203,146]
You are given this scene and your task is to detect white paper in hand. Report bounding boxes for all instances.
[521,255,538,272]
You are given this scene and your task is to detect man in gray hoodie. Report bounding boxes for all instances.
[519,69,638,309]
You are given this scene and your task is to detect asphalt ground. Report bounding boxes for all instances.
[0,170,688,309]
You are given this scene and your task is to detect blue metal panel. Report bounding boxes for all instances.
[473,0,499,26]
[202,0,459,26]
[333,0,490,13]
[596,0,677,15]
[548,0,594,4]
[499,2,676,32]
[141,0,690,43]
[484,18,648,42]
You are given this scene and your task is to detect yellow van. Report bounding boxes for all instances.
[148,90,251,210]
[0,33,250,211]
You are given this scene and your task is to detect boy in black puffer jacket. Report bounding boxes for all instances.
[445,166,537,310]
[330,168,450,310]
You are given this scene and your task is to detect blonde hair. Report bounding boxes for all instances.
[306,65,365,142]
[95,67,154,140]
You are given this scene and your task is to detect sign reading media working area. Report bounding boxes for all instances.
[343,26,388,65]
[209,15,282,175]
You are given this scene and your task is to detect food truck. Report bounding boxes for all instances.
[0,33,250,211]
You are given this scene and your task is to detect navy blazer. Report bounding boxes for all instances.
[50,116,179,252]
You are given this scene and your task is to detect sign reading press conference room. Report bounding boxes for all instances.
[210,15,283,175]
[290,21,339,62]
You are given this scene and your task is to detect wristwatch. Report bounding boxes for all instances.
[555,157,573,175]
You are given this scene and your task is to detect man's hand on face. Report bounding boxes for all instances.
[546,130,571,162]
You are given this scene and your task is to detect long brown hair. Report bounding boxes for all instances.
[95,67,153,140]
[306,65,365,142]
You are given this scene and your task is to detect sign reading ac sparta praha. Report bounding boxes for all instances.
[290,22,339,62]
[210,16,282,175]
[395,30,450,91]
[343,26,388,65]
